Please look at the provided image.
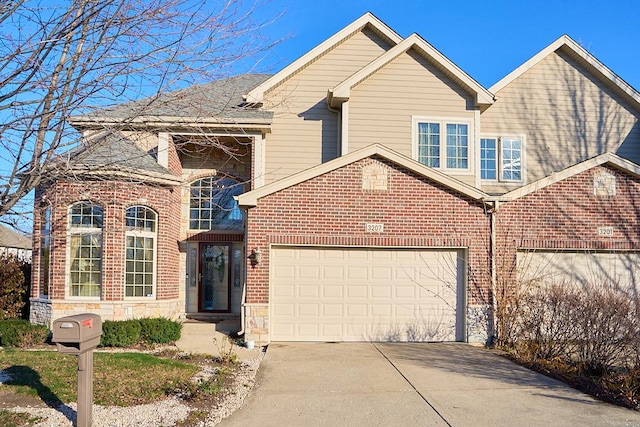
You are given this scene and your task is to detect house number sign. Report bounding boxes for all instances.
[365,223,384,233]
[598,226,614,237]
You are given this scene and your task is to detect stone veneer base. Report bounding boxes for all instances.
[29,298,184,327]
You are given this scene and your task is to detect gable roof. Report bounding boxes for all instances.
[69,74,273,129]
[56,132,181,185]
[244,12,403,104]
[328,33,494,108]
[490,35,640,111]
[0,225,31,250]
[498,152,640,201]
[237,144,490,207]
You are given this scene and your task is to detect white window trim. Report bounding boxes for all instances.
[124,229,158,300]
[411,116,475,175]
[66,203,103,300]
[124,206,158,299]
[479,134,526,184]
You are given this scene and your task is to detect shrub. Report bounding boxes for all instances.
[498,278,640,374]
[0,255,29,320]
[100,319,142,347]
[139,318,182,344]
[0,319,49,347]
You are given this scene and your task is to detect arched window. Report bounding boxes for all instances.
[189,176,243,230]
[68,202,103,297]
[125,206,157,298]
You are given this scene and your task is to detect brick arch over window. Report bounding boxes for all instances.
[68,201,103,298]
[189,176,244,231]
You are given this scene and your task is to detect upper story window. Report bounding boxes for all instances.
[189,176,244,231]
[413,117,471,171]
[125,206,157,298]
[68,202,103,298]
[480,136,523,182]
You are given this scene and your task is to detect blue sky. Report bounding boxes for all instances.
[252,0,640,90]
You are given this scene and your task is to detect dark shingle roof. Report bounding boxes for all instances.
[59,132,179,184]
[71,74,274,125]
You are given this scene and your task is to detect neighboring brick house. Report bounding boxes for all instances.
[31,13,640,345]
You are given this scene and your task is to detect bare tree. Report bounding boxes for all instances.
[0,0,278,224]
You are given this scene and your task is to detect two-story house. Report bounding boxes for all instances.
[30,13,640,344]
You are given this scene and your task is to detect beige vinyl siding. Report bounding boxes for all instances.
[347,49,476,185]
[481,49,640,194]
[263,28,393,183]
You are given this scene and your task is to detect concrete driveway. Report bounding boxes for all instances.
[219,343,640,427]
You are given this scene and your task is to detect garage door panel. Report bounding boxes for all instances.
[322,304,344,317]
[347,285,368,298]
[323,285,343,298]
[298,285,319,298]
[346,266,368,279]
[371,285,392,298]
[371,267,393,280]
[323,266,344,279]
[297,303,319,316]
[271,247,464,342]
[347,304,367,317]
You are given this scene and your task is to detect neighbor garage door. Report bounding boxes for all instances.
[517,250,640,288]
[270,246,465,342]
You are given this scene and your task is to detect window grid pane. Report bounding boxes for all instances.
[446,124,468,169]
[189,177,244,231]
[480,138,497,180]
[417,122,440,167]
[125,235,154,297]
[69,234,102,297]
[69,202,103,228]
[501,138,522,181]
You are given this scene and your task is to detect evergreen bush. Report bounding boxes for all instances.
[0,319,49,347]
[139,317,182,344]
[100,319,142,347]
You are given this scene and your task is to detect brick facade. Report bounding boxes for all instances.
[495,165,640,285]
[244,156,493,343]
[31,179,181,325]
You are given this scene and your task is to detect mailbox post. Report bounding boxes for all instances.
[52,314,102,427]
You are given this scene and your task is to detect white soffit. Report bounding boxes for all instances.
[244,12,402,104]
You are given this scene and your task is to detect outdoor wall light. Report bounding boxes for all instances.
[249,248,262,265]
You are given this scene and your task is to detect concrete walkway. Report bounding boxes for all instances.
[174,320,261,361]
[218,342,640,427]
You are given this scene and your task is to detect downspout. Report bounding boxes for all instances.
[490,200,499,345]
[239,277,246,337]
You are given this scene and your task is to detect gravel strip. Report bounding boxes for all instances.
[5,349,264,427]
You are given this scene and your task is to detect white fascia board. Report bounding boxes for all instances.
[498,152,640,201]
[490,35,640,108]
[330,34,494,107]
[237,143,490,207]
[244,12,403,104]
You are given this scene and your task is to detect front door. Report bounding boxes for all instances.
[199,243,230,312]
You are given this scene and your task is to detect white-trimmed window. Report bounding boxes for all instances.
[68,202,103,297]
[414,117,471,171]
[189,176,244,231]
[480,136,523,182]
[39,207,50,298]
[125,206,157,298]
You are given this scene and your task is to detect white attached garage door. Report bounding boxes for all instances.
[270,246,465,342]
[517,250,640,289]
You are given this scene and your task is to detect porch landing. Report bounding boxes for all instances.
[176,318,260,361]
